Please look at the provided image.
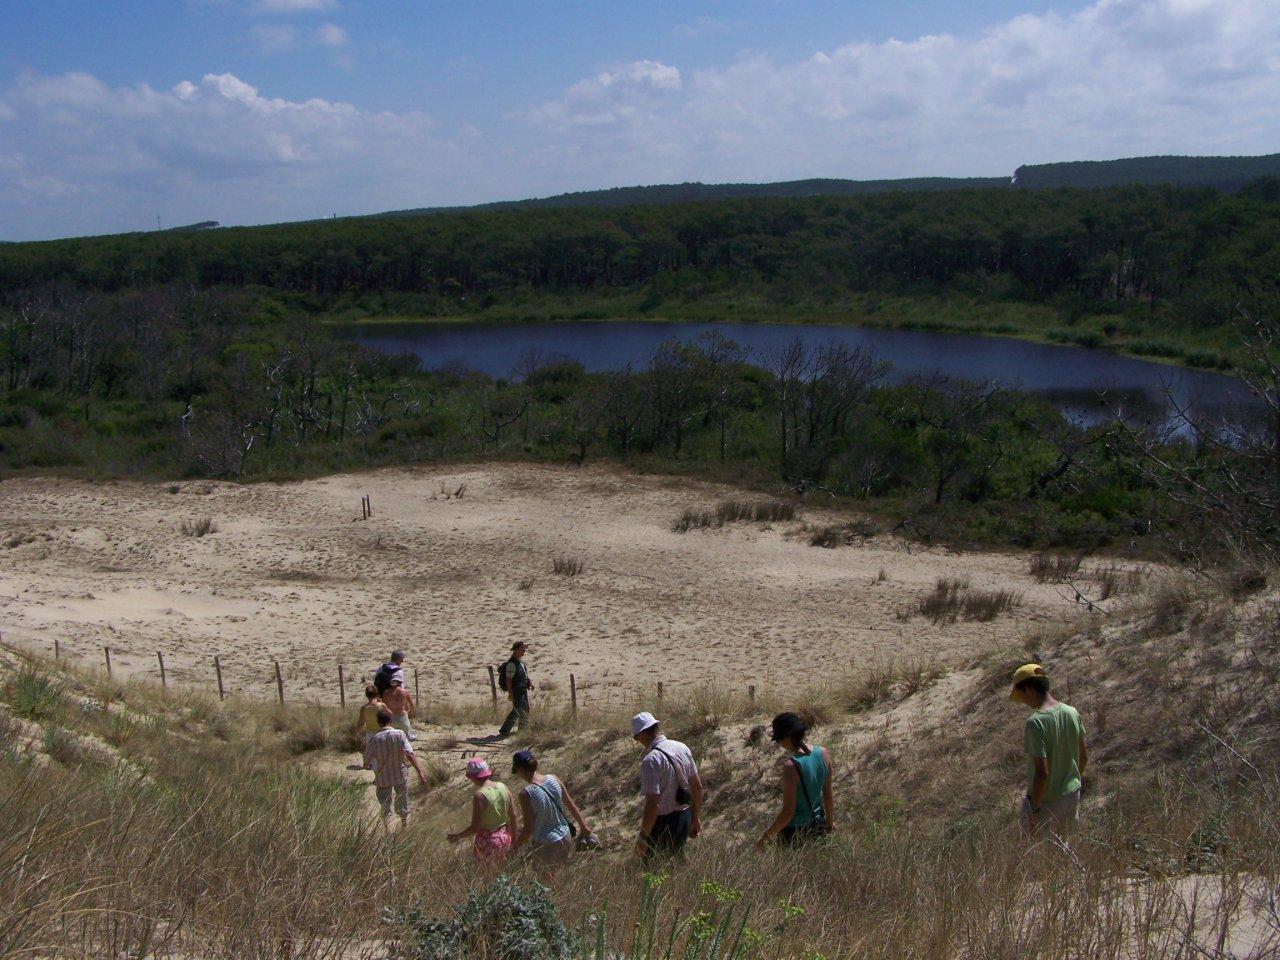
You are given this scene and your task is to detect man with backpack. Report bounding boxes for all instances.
[373,651,407,696]
[631,712,703,862]
[496,642,533,739]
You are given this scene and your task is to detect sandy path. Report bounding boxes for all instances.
[0,464,1079,709]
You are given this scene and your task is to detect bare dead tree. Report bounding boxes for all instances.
[1119,309,1280,566]
[768,337,888,487]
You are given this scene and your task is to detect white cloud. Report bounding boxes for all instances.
[253,0,337,12]
[316,22,348,47]
[523,60,681,126]
[519,0,1280,184]
[3,0,1280,239]
[0,71,481,239]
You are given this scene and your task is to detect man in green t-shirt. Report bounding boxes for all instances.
[1010,663,1088,838]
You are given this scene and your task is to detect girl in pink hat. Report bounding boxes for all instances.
[447,758,517,867]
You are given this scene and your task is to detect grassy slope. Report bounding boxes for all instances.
[2,569,1277,958]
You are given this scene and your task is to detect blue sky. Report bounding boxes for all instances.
[2,0,1278,240]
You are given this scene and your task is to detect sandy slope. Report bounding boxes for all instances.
[0,464,1081,709]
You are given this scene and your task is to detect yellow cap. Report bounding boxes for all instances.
[1010,663,1047,699]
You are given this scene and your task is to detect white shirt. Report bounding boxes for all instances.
[640,735,698,816]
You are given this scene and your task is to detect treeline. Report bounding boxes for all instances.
[3,183,1278,361]
[1013,154,1280,191]
[373,154,1280,215]
[3,285,1275,560]
[389,176,1009,215]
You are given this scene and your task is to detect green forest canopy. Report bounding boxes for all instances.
[3,177,1279,368]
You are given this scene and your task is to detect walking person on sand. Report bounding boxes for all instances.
[497,642,534,739]
[1010,664,1087,838]
[510,748,595,871]
[756,712,835,849]
[631,712,703,862]
[354,684,384,768]
[374,650,407,695]
[363,708,430,829]
[381,676,417,740]
[447,758,517,868]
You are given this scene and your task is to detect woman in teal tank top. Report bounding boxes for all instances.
[756,712,835,848]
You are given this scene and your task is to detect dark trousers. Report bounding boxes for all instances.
[499,689,529,736]
[643,809,691,862]
[777,821,828,847]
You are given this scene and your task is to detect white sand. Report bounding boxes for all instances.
[0,464,1081,709]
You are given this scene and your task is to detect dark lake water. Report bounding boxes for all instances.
[341,319,1257,426]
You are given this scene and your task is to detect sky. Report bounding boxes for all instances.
[1,0,1278,241]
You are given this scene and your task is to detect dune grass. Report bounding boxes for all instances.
[2,575,1279,958]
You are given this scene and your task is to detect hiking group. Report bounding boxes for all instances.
[354,647,1086,867]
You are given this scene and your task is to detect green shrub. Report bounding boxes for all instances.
[391,876,575,960]
[4,666,66,723]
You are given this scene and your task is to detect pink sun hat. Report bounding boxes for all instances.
[465,758,494,781]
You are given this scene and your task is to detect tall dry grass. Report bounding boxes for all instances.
[672,499,798,533]
[4,577,1280,959]
[914,577,1022,624]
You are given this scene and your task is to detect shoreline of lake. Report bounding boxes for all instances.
[324,310,1238,378]
[336,316,1256,429]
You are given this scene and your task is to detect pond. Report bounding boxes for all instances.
[339,319,1257,426]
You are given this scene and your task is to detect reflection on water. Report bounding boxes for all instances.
[340,319,1258,428]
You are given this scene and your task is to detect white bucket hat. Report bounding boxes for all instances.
[631,712,660,736]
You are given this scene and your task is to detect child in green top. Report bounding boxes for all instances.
[1010,664,1088,838]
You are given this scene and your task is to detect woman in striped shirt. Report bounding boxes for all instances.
[510,749,594,870]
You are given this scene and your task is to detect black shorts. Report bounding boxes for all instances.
[777,821,828,847]
[643,809,691,861]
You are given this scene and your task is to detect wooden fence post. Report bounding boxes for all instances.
[748,684,756,703]
[366,494,372,518]
[487,665,498,709]
[570,673,578,717]
[158,651,167,690]
[338,663,346,708]
[54,639,60,660]
[657,681,664,701]
[414,669,420,704]
[274,660,285,704]
[104,646,112,678]
[214,655,225,701]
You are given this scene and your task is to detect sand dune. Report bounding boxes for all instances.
[0,464,1086,709]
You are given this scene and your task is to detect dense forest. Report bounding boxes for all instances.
[1013,154,1280,191]
[3,180,1279,368]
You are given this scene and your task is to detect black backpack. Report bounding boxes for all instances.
[496,659,513,693]
[373,663,398,694]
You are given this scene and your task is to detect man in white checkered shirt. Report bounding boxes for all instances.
[363,708,429,826]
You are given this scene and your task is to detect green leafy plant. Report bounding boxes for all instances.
[4,665,66,723]
[390,876,575,960]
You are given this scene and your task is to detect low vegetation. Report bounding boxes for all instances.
[179,517,218,538]
[914,578,1022,624]
[808,517,879,548]
[552,555,584,577]
[672,499,798,534]
[1029,552,1084,581]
